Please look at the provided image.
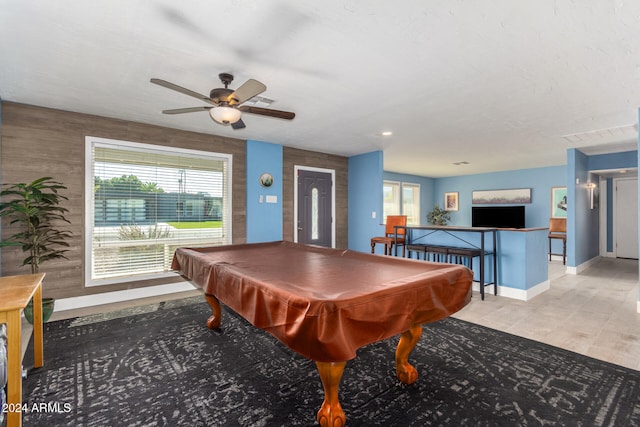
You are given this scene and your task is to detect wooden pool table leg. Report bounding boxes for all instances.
[315,361,346,427]
[395,325,422,384]
[204,294,222,329]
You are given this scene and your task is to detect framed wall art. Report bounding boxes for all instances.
[551,186,567,218]
[444,192,459,211]
[472,188,531,204]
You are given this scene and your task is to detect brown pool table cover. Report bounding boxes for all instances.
[171,241,472,362]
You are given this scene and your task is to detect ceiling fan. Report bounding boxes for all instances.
[150,73,295,130]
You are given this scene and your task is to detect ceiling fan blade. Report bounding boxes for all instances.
[229,79,267,105]
[162,106,212,114]
[231,118,246,130]
[150,78,216,105]
[238,106,295,120]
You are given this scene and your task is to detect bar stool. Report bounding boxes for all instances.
[548,218,567,265]
[406,244,428,260]
[426,245,450,262]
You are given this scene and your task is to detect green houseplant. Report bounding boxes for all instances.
[0,177,73,322]
[427,203,451,226]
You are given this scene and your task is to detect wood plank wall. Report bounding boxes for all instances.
[283,147,349,249]
[1,102,247,299]
[0,102,350,300]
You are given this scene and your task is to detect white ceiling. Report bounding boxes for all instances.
[1,1,639,177]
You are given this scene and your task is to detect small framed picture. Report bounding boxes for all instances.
[551,186,567,218]
[259,173,274,188]
[444,192,459,211]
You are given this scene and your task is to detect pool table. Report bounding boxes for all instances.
[171,241,472,426]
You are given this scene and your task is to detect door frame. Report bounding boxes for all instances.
[599,176,610,257]
[612,176,638,259]
[294,165,336,248]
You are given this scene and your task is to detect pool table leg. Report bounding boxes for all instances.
[315,361,346,427]
[204,294,222,329]
[395,325,422,384]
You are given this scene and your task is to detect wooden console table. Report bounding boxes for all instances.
[0,273,45,427]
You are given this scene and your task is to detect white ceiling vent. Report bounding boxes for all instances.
[562,123,638,144]
[241,95,275,108]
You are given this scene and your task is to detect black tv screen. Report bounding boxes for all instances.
[472,206,525,229]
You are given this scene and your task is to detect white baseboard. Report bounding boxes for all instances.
[473,280,550,301]
[472,282,495,296]
[55,282,197,312]
[566,255,601,275]
[549,254,565,263]
[500,280,550,301]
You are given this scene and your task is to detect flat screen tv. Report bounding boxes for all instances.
[472,206,525,229]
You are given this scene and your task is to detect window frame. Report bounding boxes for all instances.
[401,182,421,225]
[383,180,421,225]
[383,180,401,222]
[84,136,233,286]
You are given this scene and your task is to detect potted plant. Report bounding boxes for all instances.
[427,203,451,225]
[0,177,73,323]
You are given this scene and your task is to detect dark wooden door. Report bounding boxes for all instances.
[297,170,332,247]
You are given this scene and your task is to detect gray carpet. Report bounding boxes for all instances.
[22,297,640,426]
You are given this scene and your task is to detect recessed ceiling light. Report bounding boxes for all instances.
[381,131,393,136]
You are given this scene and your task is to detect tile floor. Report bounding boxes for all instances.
[454,257,640,371]
[37,257,640,371]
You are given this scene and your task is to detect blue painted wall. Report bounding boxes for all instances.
[246,140,283,243]
[497,229,548,290]
[589,151,637,170]
[589,151,637,255]
[567,148,600,266]
[370,148,640,271]
[433,165,567,228]
[382,171,435,225]
[379,166,568,257]
[348,151,384,253]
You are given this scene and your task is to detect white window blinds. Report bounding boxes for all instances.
[86,137,232,285]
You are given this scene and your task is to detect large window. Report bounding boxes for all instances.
[86,137,232,286]
[402,183,421,225]
[383,180,420,225]
[383,181,401,221]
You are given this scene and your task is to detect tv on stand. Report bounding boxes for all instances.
[472,206,525,229]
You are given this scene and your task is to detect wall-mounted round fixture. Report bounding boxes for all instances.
[259,173,274,188]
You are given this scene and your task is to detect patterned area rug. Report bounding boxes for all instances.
[22,297,640,426]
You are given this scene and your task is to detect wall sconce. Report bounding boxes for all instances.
[586,181,598,209]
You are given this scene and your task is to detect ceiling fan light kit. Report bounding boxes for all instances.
[151,73,295,130]
[210,106,242,125]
